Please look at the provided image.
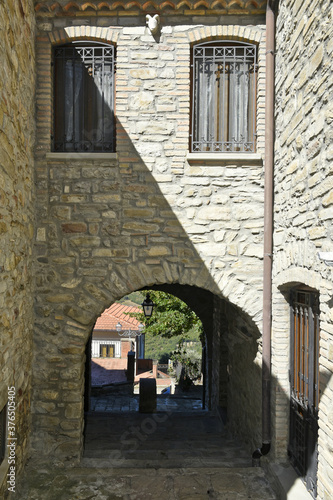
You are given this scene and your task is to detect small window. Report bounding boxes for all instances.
[0,404,6,465]
[53,42,115,152]
[191,41,257,153]
[100,344,115,358]
[289,288,319,496]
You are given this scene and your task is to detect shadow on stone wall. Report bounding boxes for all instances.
[31,111,328,500]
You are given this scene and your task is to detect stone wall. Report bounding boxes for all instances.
[32,6,267,459]
[273,0,333,497]
[1,0,332,497]
[0,0,35,495]
[225,302,262,452]
[211,293,262,453]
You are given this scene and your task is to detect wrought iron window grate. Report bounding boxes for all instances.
[53,43,115,152]
[191,41,258,153]
[289,289,319,498]
[290,290,319,414]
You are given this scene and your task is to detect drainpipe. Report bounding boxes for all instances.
[252,0,277,465]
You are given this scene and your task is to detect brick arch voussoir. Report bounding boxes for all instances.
[187,24,262,45]
[211,0,228,8]
[176,0,192,9]
[274,267,327,294]
[48,27,119,46]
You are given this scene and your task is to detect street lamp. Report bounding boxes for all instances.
[141,293,155,318]
[116,322,145,350]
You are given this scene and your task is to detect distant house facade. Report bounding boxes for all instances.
[92,303,144,360]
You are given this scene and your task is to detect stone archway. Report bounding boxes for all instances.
[31,270,263,461]
[82,283,265,459]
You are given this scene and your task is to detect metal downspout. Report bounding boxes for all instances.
[252,0,276,464]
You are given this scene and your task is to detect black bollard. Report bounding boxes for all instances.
[127,351,135,382]
[139,378,157,413]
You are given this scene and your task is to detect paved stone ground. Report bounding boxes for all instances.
[90,394,203,412]
[12,411,279,500]
[13,464,278,499]
[91,359,127,386]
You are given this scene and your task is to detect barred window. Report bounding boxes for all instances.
[100,344,115,358]
[191,41,257,153]
[290,289,320,414]
[289,288,319,495]
[53,42,115,152]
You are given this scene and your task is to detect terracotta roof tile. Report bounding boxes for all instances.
[35,0,267,14]
[94,303,142,331]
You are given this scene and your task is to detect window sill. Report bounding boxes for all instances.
[187,152,263,164]
[46,152,118,160]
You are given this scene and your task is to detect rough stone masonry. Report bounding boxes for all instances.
[0,1,332,499]
[0,0,35,495]
[32,4,267,465]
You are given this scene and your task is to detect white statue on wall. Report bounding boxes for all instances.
[146,14,160,35]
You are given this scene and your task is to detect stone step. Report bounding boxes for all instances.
[84,429,251,468]
[83,411,252,470]
[84,410,224,435]
[83,439,250,459]
[84,434,248,451]
[81,455,252,469]
[84,439,245,451]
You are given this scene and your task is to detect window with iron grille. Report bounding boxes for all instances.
[289,288,319,497]
[290,289,319,415]
[53,42,115,152]
[191,41,258,153]
[0,404,6,465]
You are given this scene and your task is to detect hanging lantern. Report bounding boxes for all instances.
[141,293,154,318]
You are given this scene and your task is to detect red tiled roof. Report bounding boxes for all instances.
[94,303,141,331]
[35,1,267,14]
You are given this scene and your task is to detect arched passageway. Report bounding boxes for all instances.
[82,283,263,463]
[84,288,205,416]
